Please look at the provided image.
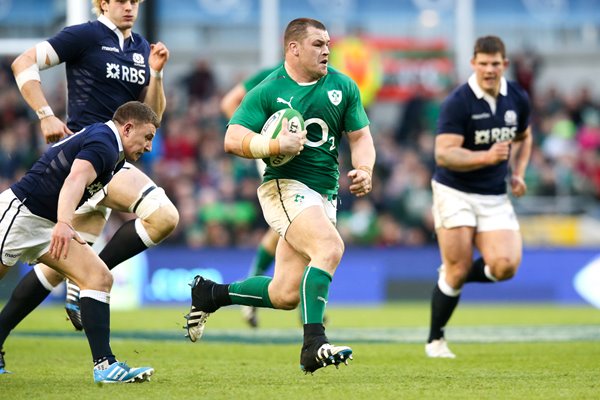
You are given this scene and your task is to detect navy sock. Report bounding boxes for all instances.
[99,220,148,270]
[428,284,460,342]
[465,257,495,283]
[80,297,115,363]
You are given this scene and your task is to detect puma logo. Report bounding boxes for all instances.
[276,96,294,109]
[317,296,328,304]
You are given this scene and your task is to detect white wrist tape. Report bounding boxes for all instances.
[35,41,60,70]
[36,106,54,120]
[150,68,163,78]
[249,134,272,158]
[15,63,41,91]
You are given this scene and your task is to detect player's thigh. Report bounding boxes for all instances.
[39,243,112,291]
[436,226,475,270]
[261,228,280,253]
[36,263,65,286]
[72,210,107,238]
[285,205,343,274]
[100,164,154,211]
[475,229,523,270]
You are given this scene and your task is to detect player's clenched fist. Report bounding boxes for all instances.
[277,118,307,156]
[486,141,511,164]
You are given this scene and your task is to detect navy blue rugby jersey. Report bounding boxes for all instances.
[11,121,125,222]
[47,15,150,131]
[433,76,531,195]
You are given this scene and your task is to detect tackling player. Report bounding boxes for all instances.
[0,0,178,374]
[0,101,159,382]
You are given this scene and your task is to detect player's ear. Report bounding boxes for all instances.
[289,41,299,56]
[123,122,134,137]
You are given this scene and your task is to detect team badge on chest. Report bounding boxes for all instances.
[504,110,517,126]
[133,53,145,67]
[328,90,342,106]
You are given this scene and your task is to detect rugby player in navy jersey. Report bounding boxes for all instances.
[0,101,159,382]
[0,0,178,373]
[425,36,532,358]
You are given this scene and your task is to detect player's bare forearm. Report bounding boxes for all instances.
[224,124,255,158]
[143,83,166,120]
[347,127,376,171]
[510,127,532,178]
[435,146,491,171]
[57,160,97,225]
[347,127,375,197]
[11,48,51,113]
[435,133,508,171]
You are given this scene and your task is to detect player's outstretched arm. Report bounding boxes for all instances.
[12,46,72,143]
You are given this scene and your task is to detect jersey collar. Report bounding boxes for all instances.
[468,73,507,99]
[106,120,125,163]
[98,15,135,51]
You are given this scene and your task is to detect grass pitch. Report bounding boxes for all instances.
[1,303,599,399]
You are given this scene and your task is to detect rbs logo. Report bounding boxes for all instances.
[474,126,517,145]
[105,63,146,85]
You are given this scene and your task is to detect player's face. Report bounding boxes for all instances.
[297,27,330,81]
[123,122,155,161]
[103,0,139,33]
[471,52,508,97]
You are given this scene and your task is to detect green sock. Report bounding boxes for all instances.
[248,245,275,277]
[228,276,274,308]
[299,266,332,324]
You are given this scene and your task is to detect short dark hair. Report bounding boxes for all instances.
[113,101,160,128]
[284,18,327,49]
[473,36,506,59]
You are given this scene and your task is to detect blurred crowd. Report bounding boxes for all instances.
[1,55,599,249]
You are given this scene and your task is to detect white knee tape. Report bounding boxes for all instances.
[130,185,170,220]
[33,264,58,291]
[135,218,156,247]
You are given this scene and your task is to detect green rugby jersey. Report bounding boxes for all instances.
[230,65,370,196]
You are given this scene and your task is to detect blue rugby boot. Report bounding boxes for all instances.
[93,360,154,384]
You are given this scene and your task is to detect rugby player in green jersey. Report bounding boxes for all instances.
[187,18,376,374]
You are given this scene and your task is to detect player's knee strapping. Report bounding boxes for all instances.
[129,183,169,221]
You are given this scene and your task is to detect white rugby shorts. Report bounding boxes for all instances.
[0,189,54,266]
[431,180,519,232]
[257,179,337,238]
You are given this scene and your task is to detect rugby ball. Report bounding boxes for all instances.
[260,108,304,167]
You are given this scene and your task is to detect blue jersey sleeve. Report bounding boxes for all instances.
[47,22,96,63]
[437,91,470,137]
[515,86,532,133]
[76,135,118,178]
